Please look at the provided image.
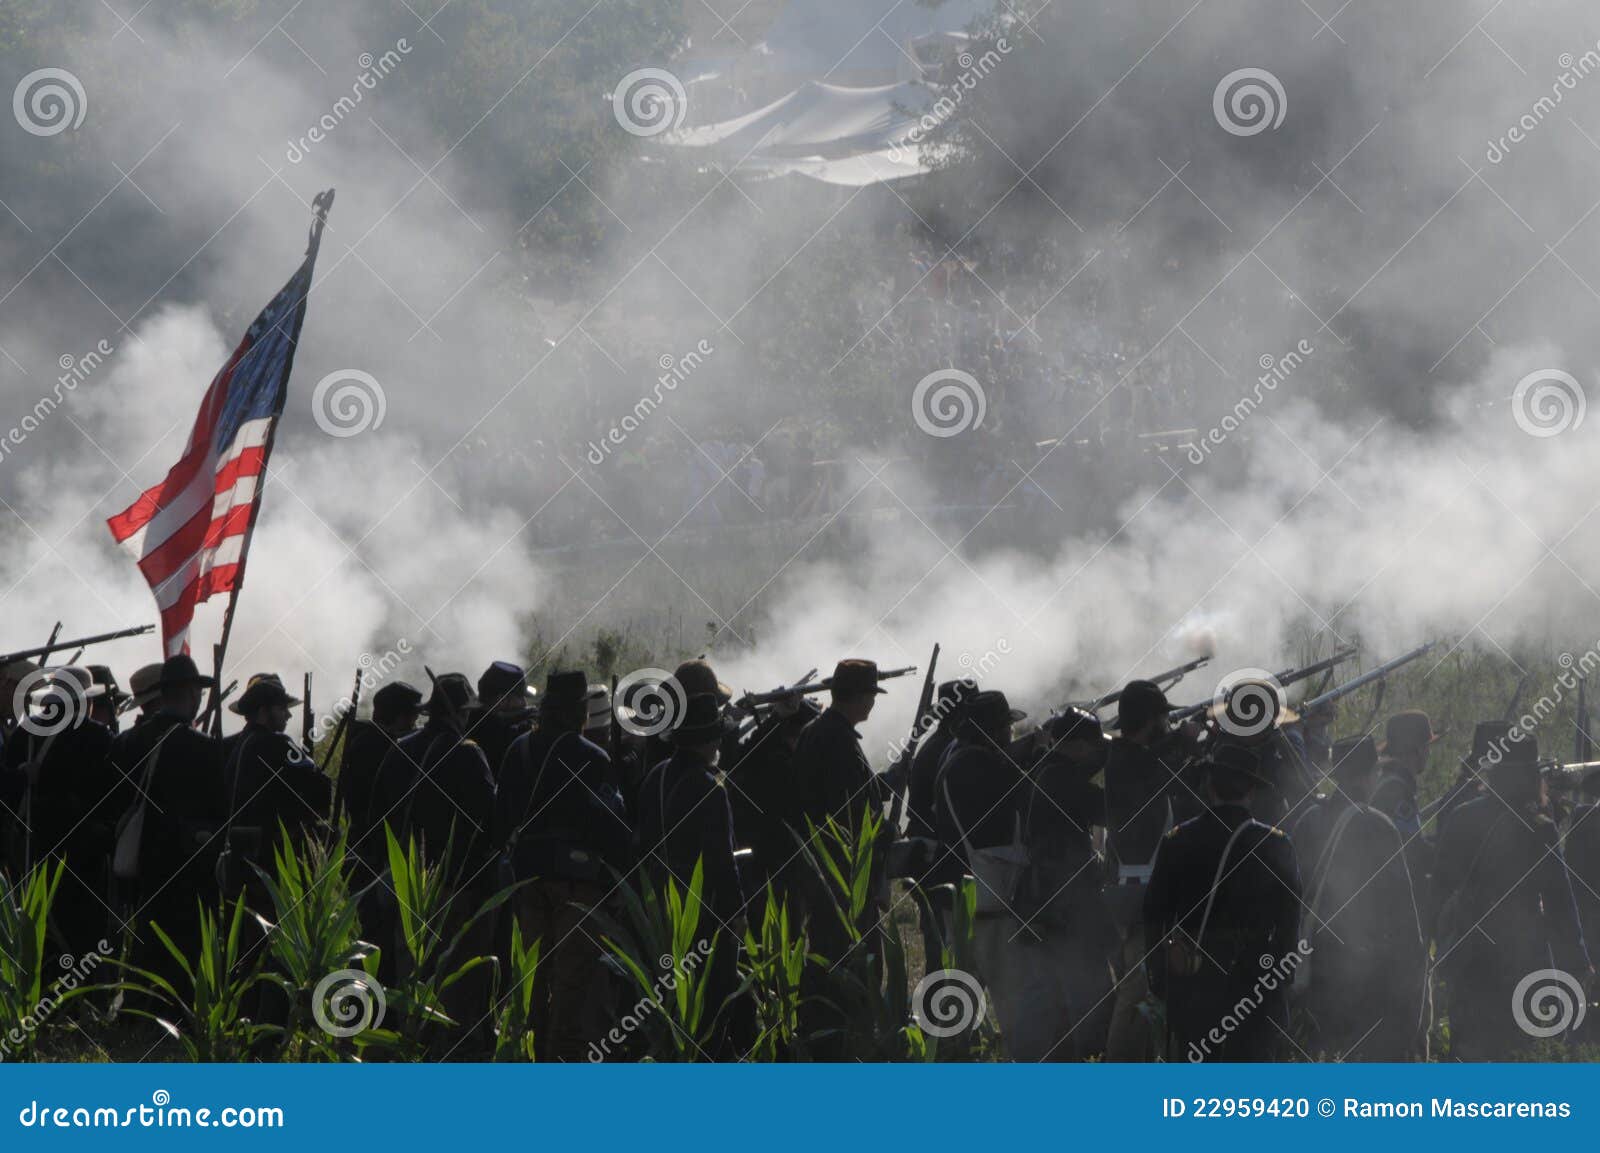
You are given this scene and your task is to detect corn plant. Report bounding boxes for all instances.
[793,808,918,1059]
[115,895,280,1061]
[587,860,724,1061]
[381,826,512,1055]
[736,884,809,1060]
[0,862,104,1061]
[489,917,541,1061]
[251,827,389,1059]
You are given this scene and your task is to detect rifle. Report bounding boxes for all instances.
[0,623,155,668]
[1116,647,1361,729]
[1071,654,1212,712]
[885,643,939,830]
[734,663,917,712]
[302,672,314,751]
[735,670,821,711]
[318,665,364,774]
[36,622,62,666]
[1297,643,1435,713]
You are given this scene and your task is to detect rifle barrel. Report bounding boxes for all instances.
[0,623,155,668]
[1299,644,1435,712]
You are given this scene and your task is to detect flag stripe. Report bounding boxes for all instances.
[107,248,318,658]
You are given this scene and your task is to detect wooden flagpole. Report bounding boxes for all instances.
[203,190,335,735]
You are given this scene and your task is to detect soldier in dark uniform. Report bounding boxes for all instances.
[471,661,536,783]
[87,665,127,735]
[634,691,747,1055]
[333,680,423,844]
[107,655,225,981]
[1372,710,1434,852]
[1013,706,1119,1059]
[906,677,976,841]
[1291,735,1428,1059]
[1144,743,1303,1062]
[495,669,627,1061]
[1430,723,1591,1058]
[788,659,892,960]
[333,679,422,986]
[1103,679,1199,1059]
[791,659,889,838]
[722,694,818,910]
[370,672,495,885]
[370,672,498,1036]
[2,666,119,963]
[219,674,331,886]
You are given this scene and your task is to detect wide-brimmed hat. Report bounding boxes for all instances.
[674,658,731,704]
[962,690,1023,739]
[829,659,887,697]
[542,669,589,709]
[478,660,535,710]
[1329,735,1379,780]
[229,672,300,716]
[1466,720,1537,770]
[86,664,127,705]
[1116,679,1169,731]
[1382,709,1439,753]
[668,692,728,746]
[0,657,39,682]
[936,677,978,711]
[156,653,215,691]
[1048,706,1104,745]
[127,662,164,710]
[371,680,425,717]
[29,665,107,702]
[1201,740,1274,791]
[426,672,478,714]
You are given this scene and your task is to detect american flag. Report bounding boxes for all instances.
[107,198,329,656]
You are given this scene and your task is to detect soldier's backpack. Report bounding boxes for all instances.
[942,775,1027,915]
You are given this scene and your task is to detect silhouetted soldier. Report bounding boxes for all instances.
[334,680,424,847]
[723,694,819,909]
[472,661,536,783]
[907,677,976,841]
[334,679,422,986]
[107,654,225,980]
[1372,710,1434,851]
[3,666,119,963]
[1015,707,1119,1059]
[1291,735,1428,1059]
[792,659,888,839]
[1103,679,1198,1059]
[1431,723,1590,1058]
[495,669,627,1061]
[220,674,330,888]
[1144,743,1303,1062]
[370,672,495,885]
